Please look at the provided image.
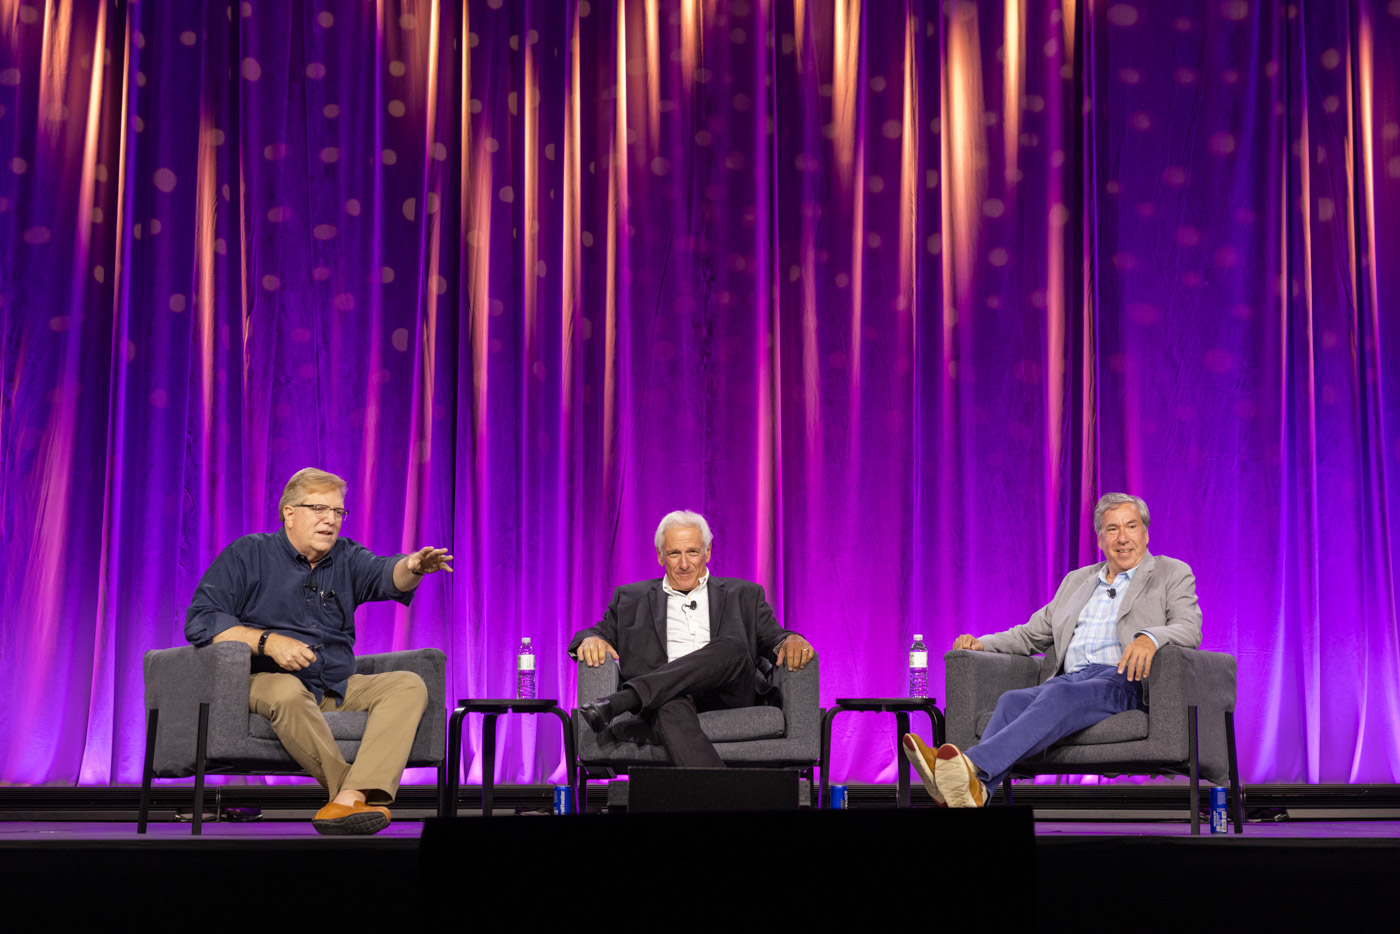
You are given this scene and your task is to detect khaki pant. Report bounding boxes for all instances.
[249,670,428,805]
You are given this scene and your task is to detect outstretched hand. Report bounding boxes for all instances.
[409,546,454,575]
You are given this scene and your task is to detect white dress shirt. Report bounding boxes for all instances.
[661,574,710,663]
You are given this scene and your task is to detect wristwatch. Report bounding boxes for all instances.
[257,630,272,656]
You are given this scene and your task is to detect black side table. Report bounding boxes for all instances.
[820,697,945,808]
[446,699,576,817]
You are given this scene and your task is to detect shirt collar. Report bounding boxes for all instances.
[1098,562,1139,586]
[662,573,709,598]
[278,527,337,567]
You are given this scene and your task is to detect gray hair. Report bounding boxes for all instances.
[278,468,347,520]
[654,510,713,552]
[1093,493,1150,535]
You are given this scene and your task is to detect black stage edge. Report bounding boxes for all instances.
[5,810,1399,927]
[418,808,1038,926]
[7,783,1400,819]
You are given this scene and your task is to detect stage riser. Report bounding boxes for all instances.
[4,783,1400,818]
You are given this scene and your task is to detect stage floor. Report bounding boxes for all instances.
[3,815,1399,839]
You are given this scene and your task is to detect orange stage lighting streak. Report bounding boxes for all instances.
[37,0,72,135]
[1061,0,1075,63]
[832,0,860,187]
[793,0,805,64]
[645,0,660,155]
[1357,10,1380,380]
[524,21,539,340]
[604,0,632,487]
[75,4,105,266]
[1003,0,1022,188]
[561,8,582,406]
[941,0,986,354]
[897,3,918,329]
[680,0,699,97]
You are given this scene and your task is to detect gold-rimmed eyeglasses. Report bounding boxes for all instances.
[293,504,349,521]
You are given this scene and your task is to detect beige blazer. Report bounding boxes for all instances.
[977,552,1203,681]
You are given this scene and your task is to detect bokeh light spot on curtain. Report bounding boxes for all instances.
[1,1,1399,788]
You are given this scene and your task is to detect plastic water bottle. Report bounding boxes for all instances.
[516,637,536,699]
[909,634,928,698]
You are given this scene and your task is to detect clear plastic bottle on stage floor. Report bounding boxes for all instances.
[517,637,536,699]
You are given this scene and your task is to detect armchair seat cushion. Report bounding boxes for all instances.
[974,709,1149,746]
[608,705,786,746]
[698,705,785,742]
[248,711,371,742]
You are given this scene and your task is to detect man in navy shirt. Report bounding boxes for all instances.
[186,468,451,834]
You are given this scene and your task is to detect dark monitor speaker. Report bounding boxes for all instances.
[627,766,799,813]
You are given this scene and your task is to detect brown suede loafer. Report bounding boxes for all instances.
[312,801,391,835]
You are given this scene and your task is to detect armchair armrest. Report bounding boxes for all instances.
[771,656,820,759]
[575,658,621,704]
[1140,645,1237,714]
[943,649,1041,748]
[143,642,260,776]
[357,648,447,764]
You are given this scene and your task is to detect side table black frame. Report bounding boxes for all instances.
[446,699,576,817]
[820,697,945,808]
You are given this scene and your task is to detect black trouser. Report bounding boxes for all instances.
[624,639,763,768]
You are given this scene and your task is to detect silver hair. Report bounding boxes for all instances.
[1093,493,1150,535]
[654,510,713,552]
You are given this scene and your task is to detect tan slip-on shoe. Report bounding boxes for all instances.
[312,801,391,835]
[901,734,948,806]
[932,742,988,808]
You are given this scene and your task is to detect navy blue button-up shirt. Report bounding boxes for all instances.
[185,529,413,704]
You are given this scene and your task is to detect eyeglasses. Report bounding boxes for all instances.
[293,504,349,520]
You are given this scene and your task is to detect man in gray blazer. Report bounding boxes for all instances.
[902,493,1202,807]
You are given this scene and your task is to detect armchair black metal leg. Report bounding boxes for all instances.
[1004,779,1014,807]
[818,708,834,809]
[548,707,577,812]
[436,761,448,819]
[446,704,469,818]
[579,770,589,814]
[138,709,158,834]
[1225,709,1244,833]
[894,711,911,808]
[192,702,210,836]
[1187,704,1200,836]
[929,704,946,747]
[481,712,498,817]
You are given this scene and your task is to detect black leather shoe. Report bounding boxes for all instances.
[579,699,615,733]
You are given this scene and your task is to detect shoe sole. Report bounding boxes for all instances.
[901,734,947,806]
[580,705,609,733]
[933,743,986,808]
[312,811,389,835]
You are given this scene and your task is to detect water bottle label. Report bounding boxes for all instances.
[518,655,536,671]
[909,651,928,668]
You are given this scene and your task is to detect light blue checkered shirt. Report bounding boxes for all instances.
[1062,564,1140,673]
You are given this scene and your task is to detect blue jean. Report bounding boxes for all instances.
[964,664,1143,795]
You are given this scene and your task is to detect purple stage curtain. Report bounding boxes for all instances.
[2,1,1399,788]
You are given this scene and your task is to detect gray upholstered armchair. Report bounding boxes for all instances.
[138,642,447,834]
[573,656,821,811]
[943,644,1242,833]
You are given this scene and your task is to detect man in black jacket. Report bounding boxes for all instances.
[568,510,816,767]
